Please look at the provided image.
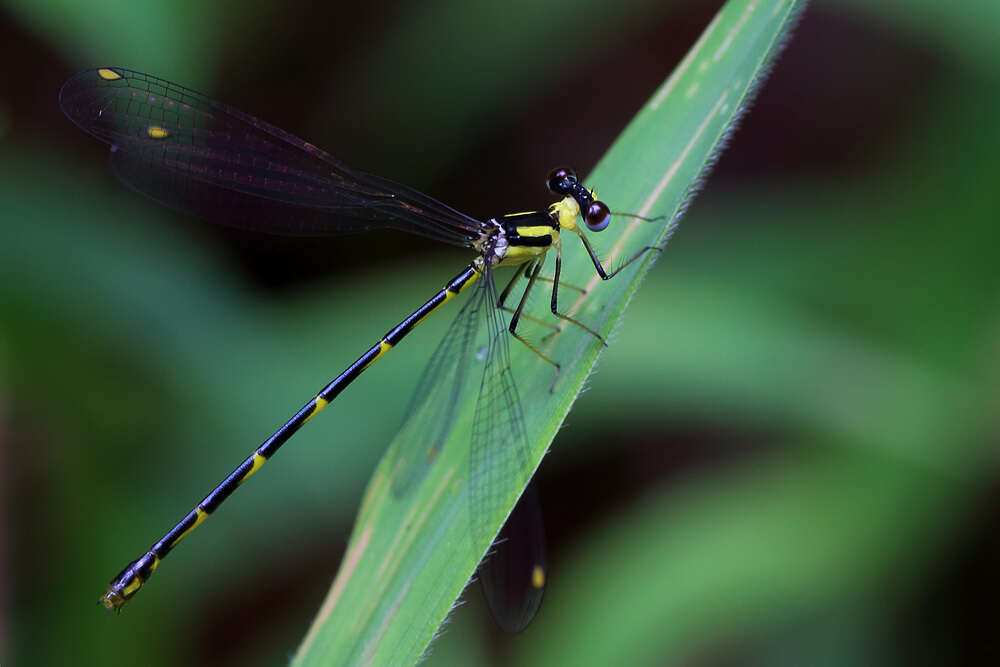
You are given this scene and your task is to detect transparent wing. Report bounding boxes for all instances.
[387,268,489,497]
[468,259,532,546]
[60,67,482,245]
[385,255,532,551]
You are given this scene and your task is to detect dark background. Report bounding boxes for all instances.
[2,0,998,665]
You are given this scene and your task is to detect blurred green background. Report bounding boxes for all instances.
[2,1,998,665]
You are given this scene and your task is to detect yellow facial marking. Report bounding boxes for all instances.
[242,452,268,480]
[532,565,546,589]
[147,125,169,140]
[98,68,122,81]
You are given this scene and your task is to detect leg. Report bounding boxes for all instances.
[498,264,586,300]
[549,248,606,345]
[507,261,561,385]
[535,274,587,295]
[613,211,665,222]
[497,261,560,332]
[501,306,560,332]
[497,262,528,310]
[575,228,663,281]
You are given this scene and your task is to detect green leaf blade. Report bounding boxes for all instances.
[294,1,807,664]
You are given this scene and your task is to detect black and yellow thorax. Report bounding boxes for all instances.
[481,194,591,268]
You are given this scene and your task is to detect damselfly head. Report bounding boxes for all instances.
[545,166,577,195]
[546,166,611,232]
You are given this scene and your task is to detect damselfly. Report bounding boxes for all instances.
[60,67,659,631]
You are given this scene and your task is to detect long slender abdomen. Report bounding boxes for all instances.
[101,262,481,610]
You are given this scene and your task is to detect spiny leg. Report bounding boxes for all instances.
[535,274,587,295]
[575,227,663,281]
[497,262,559,331]
[497,263,586,342]
[541,221,665,343]
[496,263,560,331]
[549,248,606,345]
[498,262,587,300]
[497,262,528,310]
[507,260,561,388]
[502,306,560,332]
[535,273,588,342]
[613,211,665,222]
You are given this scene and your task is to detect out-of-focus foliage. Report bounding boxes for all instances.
[2,1,998,666]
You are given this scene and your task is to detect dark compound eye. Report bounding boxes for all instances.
[584,201,611,231]
[546,167,577,195]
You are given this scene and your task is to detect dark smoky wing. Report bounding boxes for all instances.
[60,67,482,244]
[478,480,546,633]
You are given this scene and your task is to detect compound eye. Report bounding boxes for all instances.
[584,201,611,231]
[546,166,577,194]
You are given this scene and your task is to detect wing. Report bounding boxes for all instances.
[467,259,532,547]
[386,266,489,497]
[385,255,533,529]
[477,479,546,633]
[59,67,482,245]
